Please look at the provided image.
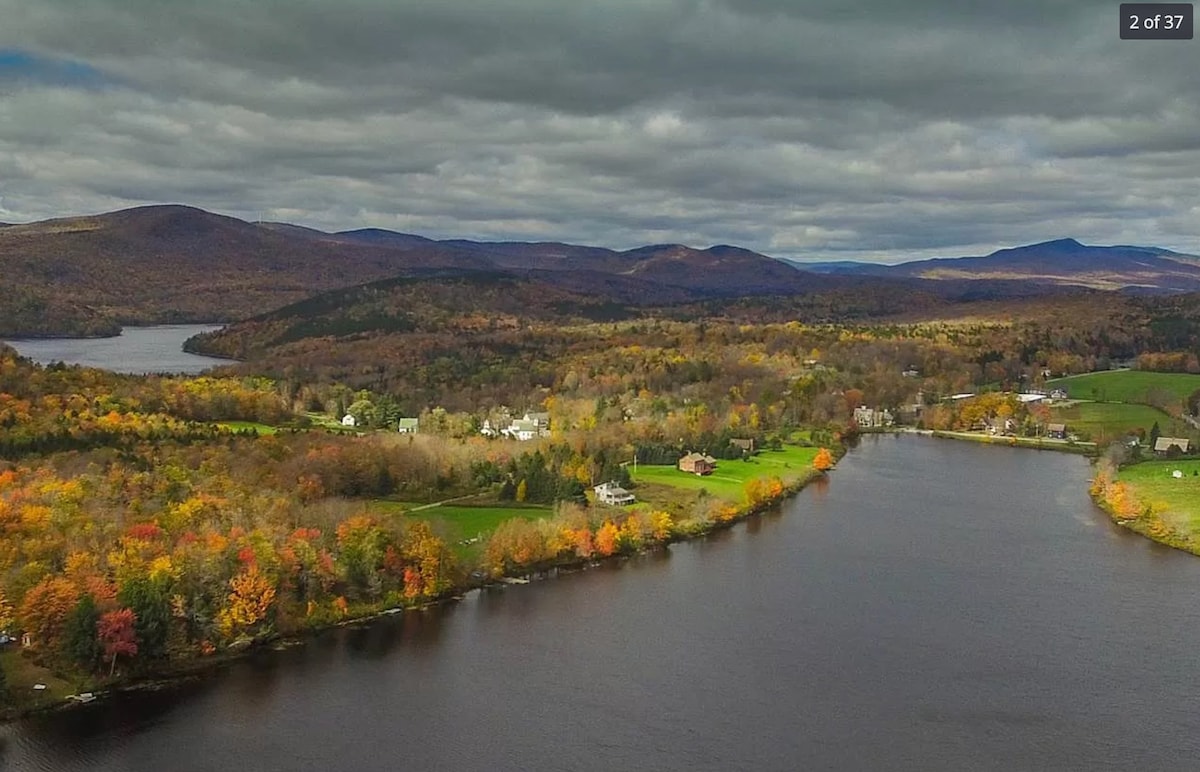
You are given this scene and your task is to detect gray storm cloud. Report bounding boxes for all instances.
[0,0,1196,262]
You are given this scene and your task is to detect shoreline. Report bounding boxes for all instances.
[863,426,1097,455]
[1,454,833,724]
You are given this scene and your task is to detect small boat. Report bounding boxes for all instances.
[69,692,97,703]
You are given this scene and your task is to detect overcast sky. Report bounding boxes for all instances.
[1,0,1196,262]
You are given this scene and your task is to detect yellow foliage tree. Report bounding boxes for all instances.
[813,448,834,472]
[217,566,276,640]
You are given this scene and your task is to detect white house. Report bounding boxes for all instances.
[341,414,357,427]
[523,411,551,436]
[594,481,635,505]
[504,418,540,441]
[397,418,419,434]
[853,406,894,428]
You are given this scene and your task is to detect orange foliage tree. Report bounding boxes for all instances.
[217,566,277,640]
[813,448,834,472]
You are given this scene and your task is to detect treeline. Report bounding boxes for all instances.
[0,443,458,679]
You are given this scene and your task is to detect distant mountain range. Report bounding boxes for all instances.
[794,239,1200,292]
[1,204,1196,337]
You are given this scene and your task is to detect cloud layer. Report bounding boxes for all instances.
[1,0,1197,261]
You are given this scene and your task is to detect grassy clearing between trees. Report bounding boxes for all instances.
[1117,459,1200,535]
[1046,371,1200,404]
[214,420,278,434]
[1048,402,1185,445]
[631,445,822,505]
[369,500,551,541]
[1,647,80,716]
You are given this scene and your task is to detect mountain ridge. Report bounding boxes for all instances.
[2,204,1197,337]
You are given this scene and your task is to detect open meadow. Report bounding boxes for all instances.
[1046,370,1200,404]
[632,444,821,505]
[1118,459,1200,535]
[1049,402,1188,445]
[368,499,551,542]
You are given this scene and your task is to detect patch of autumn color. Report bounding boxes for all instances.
[650,511,674,541]
[98,607,138,676]
[218,566,276,639]
[813,448,834,472]
[0,587,14,632]
[716,505,740,523]
[569,526,594,559]
[594,520,620,556]
[333,596,349,618]
[619,513,644,550]
[744,478,766,506]
[403,566,423,600]
[19,576,80,652]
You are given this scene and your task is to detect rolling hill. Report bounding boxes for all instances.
[4,203,1196,339]
[798,239,1200,292]
[0,206,825,336]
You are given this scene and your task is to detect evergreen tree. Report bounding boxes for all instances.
[118,578,171,661]
[64,595,102,672]
[1150,421,1161,448]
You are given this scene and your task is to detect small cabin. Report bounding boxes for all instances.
[341,414,357,427]
[678,452,714,476]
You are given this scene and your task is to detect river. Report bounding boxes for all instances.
[3,436,1199,771]
[2,325,228,374]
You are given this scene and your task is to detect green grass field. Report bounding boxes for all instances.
[1046,370,1200,404]
[215,420,278,435]
[1118,459,1200,534]
[1048,402,1188,445]
[369,500,551,540]
[631,444,821,505]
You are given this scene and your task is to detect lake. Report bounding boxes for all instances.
[2,325,229,374]
[4,436,1200,771]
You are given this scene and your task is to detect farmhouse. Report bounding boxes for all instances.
[730,438,756,454]
[594,481,635,505]
[678,452,714,476]
[1154,437,1190,455]
[397,418,419,434]
[1046,423,1067,440]
[504,418,540,441]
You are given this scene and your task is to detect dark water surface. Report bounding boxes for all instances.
[3,325,227,374]
[4,436,1200,771]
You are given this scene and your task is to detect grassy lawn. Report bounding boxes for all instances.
[1046,370,1200,404]
[1049,401,1188,445]
[1,648,84,714]
[215,420,278,435]
[1118,459,1200,534]
[369,499,551,541]
[631,444,821,505]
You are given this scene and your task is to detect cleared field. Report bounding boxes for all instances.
[1118,459,1200,534]
[369,499,550,540]
[632,445,822,504]
[215,420,278,435]
[1049,402,1188,445]
[1046,370,1200,404]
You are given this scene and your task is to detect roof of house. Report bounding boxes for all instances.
[1154,437,1190,452]
[398,418,418,428]
[509,419,538,433]
[679,452,708,464]
[1047,423,1066,432]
